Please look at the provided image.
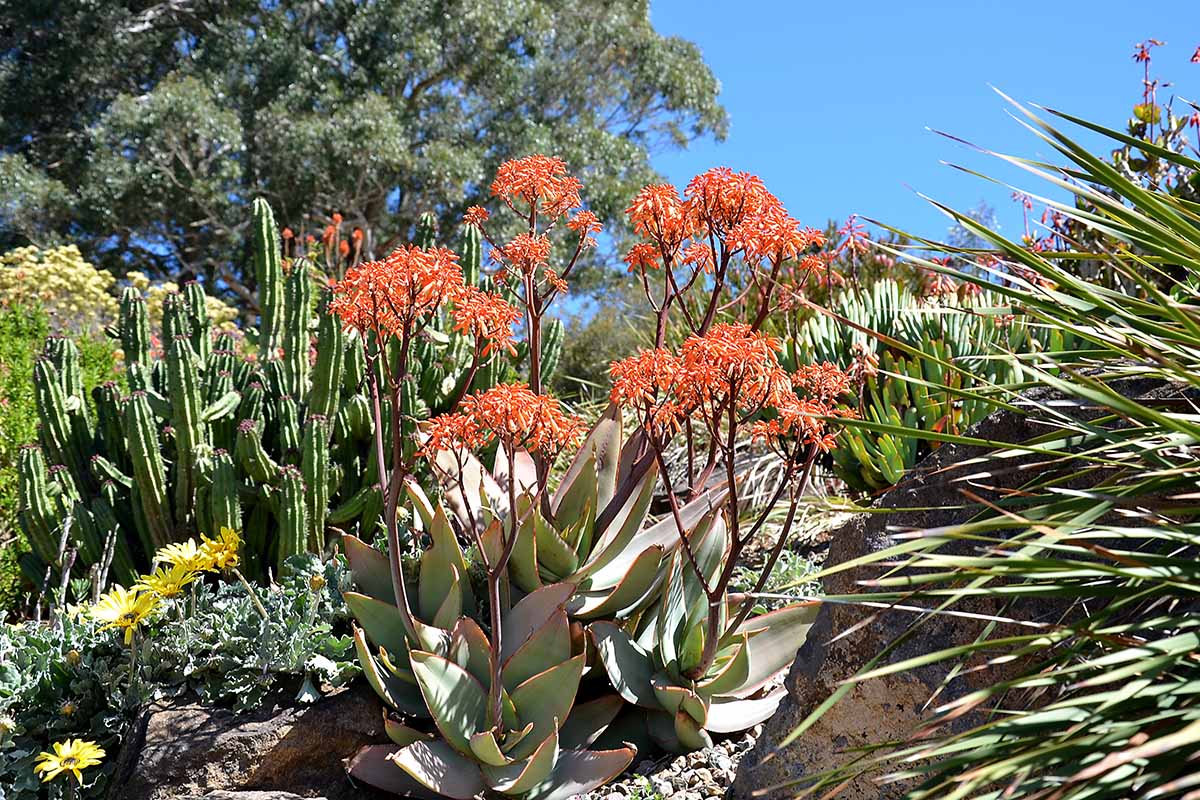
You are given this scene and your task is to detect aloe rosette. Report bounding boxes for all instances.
[345,558,635,800]
[430,404,727,624]
[590,511,819,753]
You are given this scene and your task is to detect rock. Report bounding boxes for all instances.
[731,379,1185,800]
[108,680,391,800]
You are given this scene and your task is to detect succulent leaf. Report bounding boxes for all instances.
[410,651,490,755]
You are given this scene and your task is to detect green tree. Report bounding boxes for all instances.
[0,0,726,303]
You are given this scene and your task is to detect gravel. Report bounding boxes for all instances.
[578,725,760,800]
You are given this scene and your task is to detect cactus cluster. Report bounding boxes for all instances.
[17,200,553,590]
[786,279,1078,491]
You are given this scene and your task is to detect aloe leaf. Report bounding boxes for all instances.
[590,621,657,708]
[385,715,431,747]
[352,625,426,717]
[483,723,560,793]
[344,744,444,800]
[410,650,489,754]
[449,617,493,687]
[575,460,658,579]
[493,441,538,497]
[706,687,786,733]
[518,745,637,800]
[469,728,510,767]
[344,591,407,657]
[404,477,436,532]
[535,508,580,579]
[696,635,750,698]
[646,708,712,753]
[509,494,543,593]
[433,444,504,529]
[730,601,820,696]
[501,582,574,662]
[678,620,706,677]
[569,544,665,619]
[554,403,619,521]
[388,739,486,800]
[502,608,571,690]
[419,507,474,620]
[431,564,464,629]
[341,534,393,602]
[651,672,708,726]
[560,694,625,749]
[509,654,585,761]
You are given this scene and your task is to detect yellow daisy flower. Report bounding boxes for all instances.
[200,527,242,571]
[33,738,105,783]
[91,585,159,645]
[155,539,214,573]
[133,564,198,598]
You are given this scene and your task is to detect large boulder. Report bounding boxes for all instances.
[730,379,1178,799]
[108,680,391,800]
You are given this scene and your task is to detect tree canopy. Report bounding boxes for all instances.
[0,0,726,300]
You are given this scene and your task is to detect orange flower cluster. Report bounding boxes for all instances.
[609,348,687,435]
[423,383,582,457]
[622,167,823,279]
[490,155,582,218]
[494,232,552,275]
[750,396,852,454]
[611,325,855,449]
[329,245,519,355]
[611,324,788,434]
[450,286,523,357]
[677,323,792,413]
[624,243,660,273]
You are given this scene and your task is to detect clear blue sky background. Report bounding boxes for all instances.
[648,0,1200,242]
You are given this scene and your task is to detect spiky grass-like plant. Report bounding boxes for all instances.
[780,97,1200,799]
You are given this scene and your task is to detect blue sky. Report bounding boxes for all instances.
[648,0,1200,242]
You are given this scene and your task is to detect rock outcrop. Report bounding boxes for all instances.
[108,681,390,800]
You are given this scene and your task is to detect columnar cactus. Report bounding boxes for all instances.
[16,199,521,590]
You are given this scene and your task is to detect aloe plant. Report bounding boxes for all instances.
[346,573,635,799]
[590,509,819,753]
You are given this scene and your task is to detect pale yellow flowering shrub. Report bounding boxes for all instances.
[0,245,118,332]
[127,271,240,333]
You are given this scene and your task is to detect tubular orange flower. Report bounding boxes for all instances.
[750,395,851,453]
[328,245,464,338]
[626,183,690,251]
[684,167,778,233]
[677,322,792,412]
[495,232,552,275]
[423,384,582,457]
[463,206,490,227]
[624,242,660,273]
[681,241,715,273]
[609,349,691,436]
[450,286,522,356]
[567,210,602,234]
[490,155,582,218]
[792,362,853,403]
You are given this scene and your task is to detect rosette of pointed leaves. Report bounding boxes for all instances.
[346,581,635,800]
[590,510,819,753]
[429,403,728,623]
